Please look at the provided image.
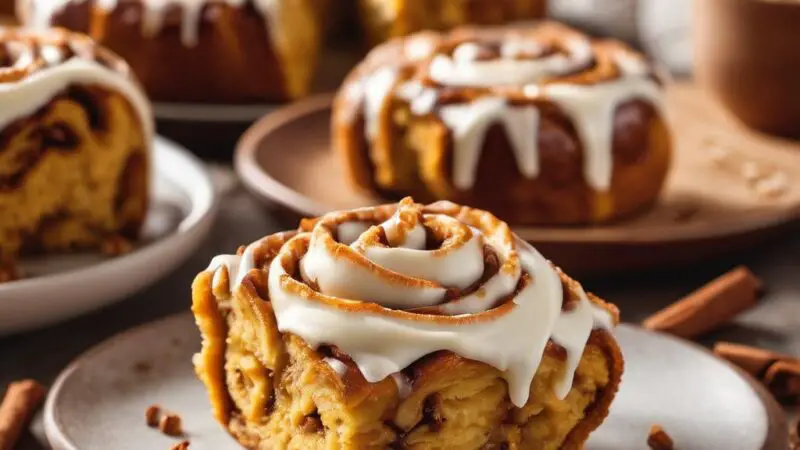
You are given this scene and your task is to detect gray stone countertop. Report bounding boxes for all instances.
[1,174,798,449]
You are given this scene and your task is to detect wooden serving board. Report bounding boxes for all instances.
[234,83,800,275]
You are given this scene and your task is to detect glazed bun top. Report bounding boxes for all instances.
[0,26,151,136]
[205,198,618,407]
[336,21,666,193]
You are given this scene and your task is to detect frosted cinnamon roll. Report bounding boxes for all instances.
[0,27,151,280]
[193,198,623,449]
[18,0,321,103]
[334,21,672,225]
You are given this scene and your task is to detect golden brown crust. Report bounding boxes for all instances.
[357,0,547,46]
[37,0,321,103]
[333,22,671,225]
[192,205,624,449]
[0,27,149,275]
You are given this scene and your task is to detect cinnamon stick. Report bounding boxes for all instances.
[642,266,763,339]
[763,360,800,405]
[712,342,791,377]
[714,342,800,404]
[0,380,46,450]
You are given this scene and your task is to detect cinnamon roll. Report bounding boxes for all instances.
[17,0,322,103]
[0,27,151,279]
[193,198,623,449]
[334,22,672,225]
[358,0,547,46]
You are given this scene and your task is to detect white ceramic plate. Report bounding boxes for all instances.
[0,137,218,335]
[43,314,787,450]
[153,102,277,123]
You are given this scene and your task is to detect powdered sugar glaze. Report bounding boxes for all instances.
[351,27,666,192]
[206,200,614,407]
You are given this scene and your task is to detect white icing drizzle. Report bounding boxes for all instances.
[542,68,663,190]
[206,244,256,293]
[337,221,372,246]
[439,98,539,189]
[391,372,412,399]
[428,38,592,87]
[354,30,665,193]
[19,0,282,48]
[0,53,152,141]
[205,201,615,407]
[361,67,397,141]
[249,201,613,407]
[323,357,349,377]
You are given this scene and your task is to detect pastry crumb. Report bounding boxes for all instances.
[133,361,153,375]
[101,235,134,256]
[647,424,674,450]
[170,440,190,450]
[145,404,161,427]
[159,413,183,437]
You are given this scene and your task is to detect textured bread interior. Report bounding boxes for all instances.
[0,86,148,259]
[193,266,622,450]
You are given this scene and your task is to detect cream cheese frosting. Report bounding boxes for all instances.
[206,199,614,407]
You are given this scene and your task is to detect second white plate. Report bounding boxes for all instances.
[0,136,218,335]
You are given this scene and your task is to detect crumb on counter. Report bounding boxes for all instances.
[647,424,674,450]
[159,413,183,437]
[145,404,161,427]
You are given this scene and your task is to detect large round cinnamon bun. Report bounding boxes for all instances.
[17,0,322,103]
[193,198,623,449]
[334,22,672,225]
[0,26,151,280]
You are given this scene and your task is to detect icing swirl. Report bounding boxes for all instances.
[207,198,614,407]
[0,27,152,138]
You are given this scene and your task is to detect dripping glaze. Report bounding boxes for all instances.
[0,35,152,139]
[353,34,665,192]
[205,201,614,407]
[19,0,282,48]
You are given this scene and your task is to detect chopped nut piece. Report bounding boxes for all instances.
[647,424,674,450]
[145,404,160,427]
[159,413,183,437]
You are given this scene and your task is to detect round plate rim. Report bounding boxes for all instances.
[0,136,219,334]
[41,314,788,450]
[235,92,800,245]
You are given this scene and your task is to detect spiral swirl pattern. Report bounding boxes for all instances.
[210,198,614,407]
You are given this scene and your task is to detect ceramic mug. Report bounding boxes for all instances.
[693,0,800,139]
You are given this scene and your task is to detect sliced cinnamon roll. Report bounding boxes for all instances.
[334,21,672,225]
[18,0,322,103]
[0,27,151,280]
[193,198,623,450]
